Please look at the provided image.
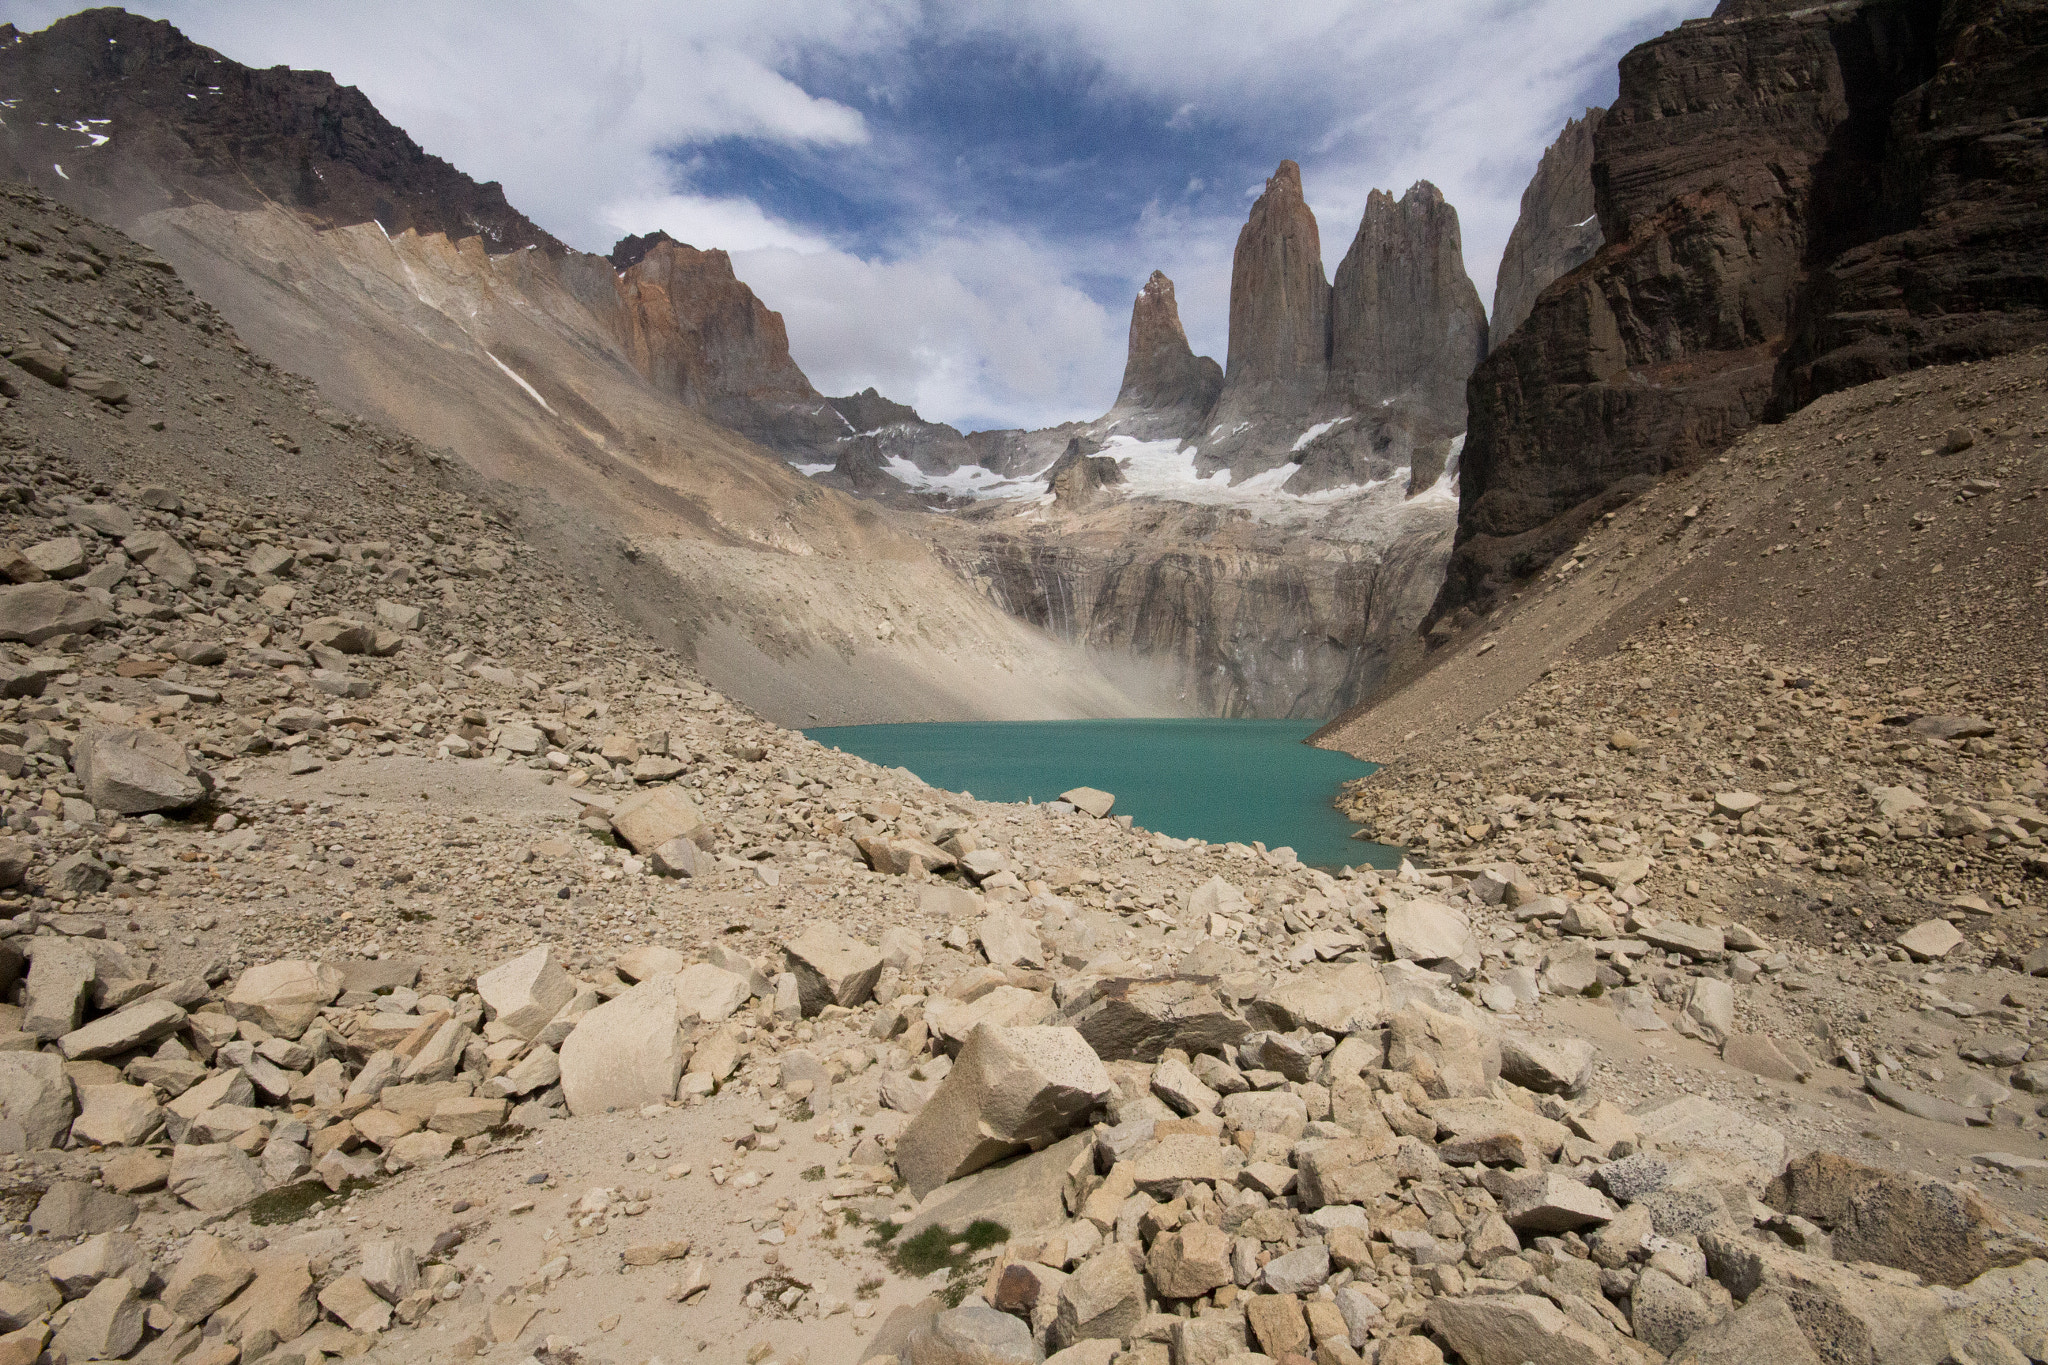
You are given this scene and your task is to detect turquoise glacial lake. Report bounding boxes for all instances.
[803,719,1399,871]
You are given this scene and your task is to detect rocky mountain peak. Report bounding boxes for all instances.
[608,230,679,272]
[1327,179,1488,431]
[0,9,558,253]
[1490,108,1606,351]
[1101,271,1223,442]
[1222,160,1331,399]
[611,238,840,449]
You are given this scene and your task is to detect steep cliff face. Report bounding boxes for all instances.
[609,238,846,456]
[1327,183,1488,427]
[1776,0,2048,404]
[1098,271,1224,441]
[1489,109,1606,351]
[1440,0,2001,619]
[0,8,555,250]
[1197,161,1332,476]
[950,497,1454,718]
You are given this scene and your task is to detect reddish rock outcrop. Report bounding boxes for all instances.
[1435,0,2047,619]
[1490,109,1606,351]
[610,239,846,456]
[1198,161,1332,475]
[1100,272,1223,441]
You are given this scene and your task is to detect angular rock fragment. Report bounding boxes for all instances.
[74,727,210,814]
[477,946,576,1040]
[559,974,687,1116]
[782,924,883,1015]
[897,1024,1113,1198]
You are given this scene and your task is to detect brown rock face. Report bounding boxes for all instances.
[1437,0,2047,618]
[0,10,555,252]
[1101,272,1223,441]
[610,239,844,456]
[1776,0,2048,405]
[1327,181,1489,432]
[1490,109,1606,351]
[1045,439,1128,510]
[1199,161,1331,473]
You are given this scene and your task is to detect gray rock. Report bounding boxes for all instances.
[1503,1170,1619,1232]
[29,1180,135,1236]
[223,960,343,1039]
[1060,976,1249,1063]
[0,582,115,643]
[50,1276,144,1362]
[558,974,688,1116]
[1052,1248,1145,1350]
[1386,898,1479,964]
[42,1230,144,1298]
[609,786,711,853]
[1499,1033,1594,1096]
[782,923,884,1015]
[1427,1292,1617,1365]
[1630,1266,1712,1354]
[0,1049,75,1148]
[1593,1152,1669,1203]
[1639,921,1725,958]
[1866,1072,1987,1128]
[1898,919,1964,961]
[905,1301,1044,1364]
[476,945,576,1041]
[21,937,95,1041]
[58,997,186,1060]
[897,1024,1112,1198]
[71,1083,163,1147]
[1664,1289,1821,1365]
[1262,1242,1331,1294]
[74,727,210,813]
[167,1143,265,1214]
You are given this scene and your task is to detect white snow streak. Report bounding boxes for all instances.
[1290,417,1349,452]
[486,351,554,413]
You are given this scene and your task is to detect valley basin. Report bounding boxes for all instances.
[804,719,1398,870]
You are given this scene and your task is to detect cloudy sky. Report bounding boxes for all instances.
[19,1,1705,431]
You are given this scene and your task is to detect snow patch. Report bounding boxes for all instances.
[485,352,553,413]
[1575,214,1598,228]
[50,164,66,180]
[882,457,1040,499]
[1290,417,1350,452]
[790,462,835,477]
[1412,433,1465,504]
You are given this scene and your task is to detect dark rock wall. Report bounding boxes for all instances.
[1438,0,2025,619]
[0,9,557,251]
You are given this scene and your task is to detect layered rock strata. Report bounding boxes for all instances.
[1441,0,2047,619]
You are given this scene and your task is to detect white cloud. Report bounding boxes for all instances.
[8,0,1709,431]
[736,231,1124,431]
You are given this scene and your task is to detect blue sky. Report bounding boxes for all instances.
[13,1,1706,431]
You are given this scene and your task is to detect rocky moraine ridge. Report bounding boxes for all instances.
[0,185,2040,1365]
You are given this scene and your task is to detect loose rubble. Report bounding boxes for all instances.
[0,187,2041,1365]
